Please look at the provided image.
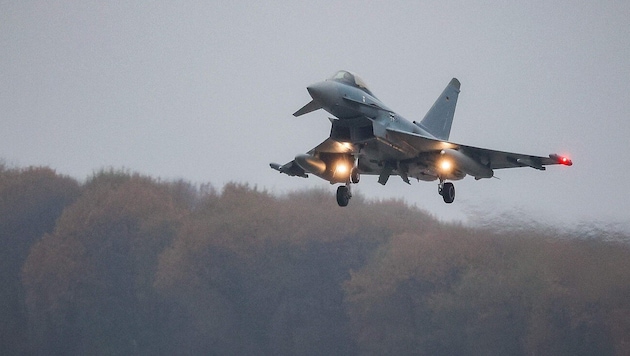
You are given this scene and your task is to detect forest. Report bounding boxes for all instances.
[1,163,629,355]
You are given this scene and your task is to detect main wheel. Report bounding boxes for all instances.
[441,182,455,204]
[336,185,351,207]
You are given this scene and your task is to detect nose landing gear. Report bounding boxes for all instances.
[336,185,352,207]
[350,166,360,184]
[336,166,360,207]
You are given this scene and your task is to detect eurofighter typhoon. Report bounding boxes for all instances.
[271,71,572,206]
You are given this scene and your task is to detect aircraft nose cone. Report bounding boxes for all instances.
[307,81,339,103]
[306,82,327,101]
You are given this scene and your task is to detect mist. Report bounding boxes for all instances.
[2,163,629,355]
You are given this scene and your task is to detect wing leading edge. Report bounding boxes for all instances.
[386,128,573,171]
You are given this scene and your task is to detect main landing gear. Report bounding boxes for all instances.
[336,167,360,207]
[438,180,455,204]
[338,172,455,206]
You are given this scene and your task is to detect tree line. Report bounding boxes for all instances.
[1,163,629,355]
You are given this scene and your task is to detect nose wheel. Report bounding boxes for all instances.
[336,165,360,207]
[438,181,455,204]
[336,185,352,207]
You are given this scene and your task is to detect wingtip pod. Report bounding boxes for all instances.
[449,78,461,91]
[549,154,573,166]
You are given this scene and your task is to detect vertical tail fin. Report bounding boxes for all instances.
[418,78,460,141]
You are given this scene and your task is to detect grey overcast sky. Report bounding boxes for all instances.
[2,1,629,227]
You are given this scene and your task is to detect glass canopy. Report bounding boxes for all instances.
[329,70,374,96]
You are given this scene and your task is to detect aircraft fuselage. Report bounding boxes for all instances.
[272,70,572,206]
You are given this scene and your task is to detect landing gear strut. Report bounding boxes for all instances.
[336,185,352,207]
[350,167,360,184]
[438,180,455,204]
[336,162,360,207]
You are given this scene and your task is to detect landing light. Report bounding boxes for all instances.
[439,159,453,172]
[335,162,350,176]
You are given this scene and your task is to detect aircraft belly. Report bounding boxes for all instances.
[356,139,415,180]
[360,139,410,163]
[409,171,439,182]
[330,104,364,119]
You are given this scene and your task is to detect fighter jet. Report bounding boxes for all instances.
[271,70,572,207]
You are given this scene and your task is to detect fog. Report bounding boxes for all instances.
[2,2,629,227]
[2,165,629,354]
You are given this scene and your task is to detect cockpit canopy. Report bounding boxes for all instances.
[329,70,375,96]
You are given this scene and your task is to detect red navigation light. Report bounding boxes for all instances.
[550,154,573,166]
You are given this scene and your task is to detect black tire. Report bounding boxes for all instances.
[350,167,360,184]
[336,185,351,207]
[442,182,455,204]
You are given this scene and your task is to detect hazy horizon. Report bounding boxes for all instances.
[2,2,629,226]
